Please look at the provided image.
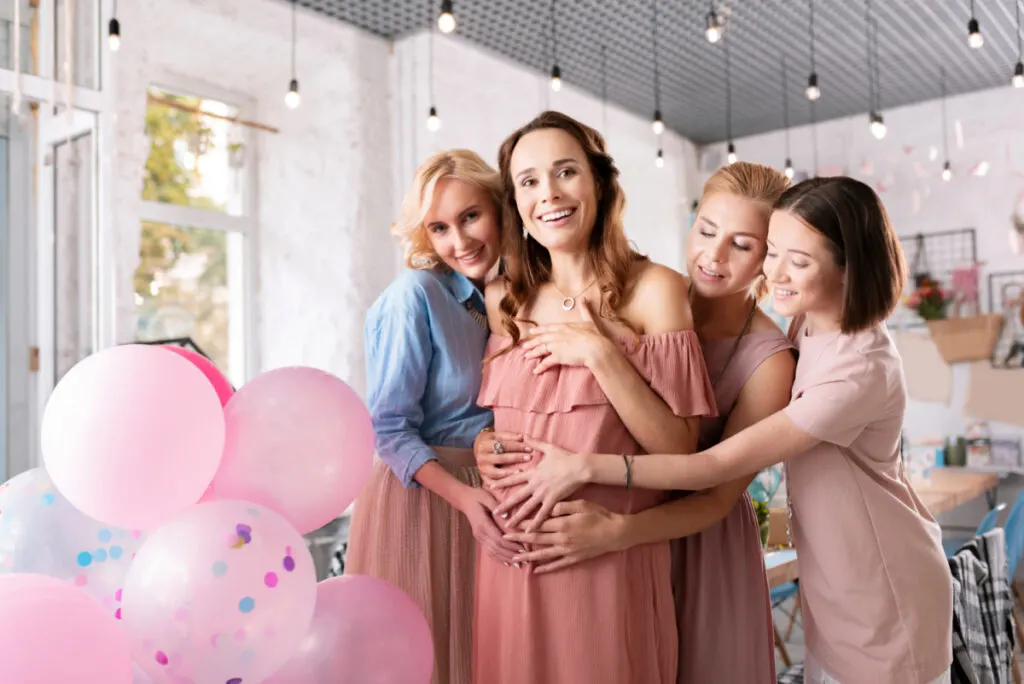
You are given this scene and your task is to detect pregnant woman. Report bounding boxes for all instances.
[473,111,716,684]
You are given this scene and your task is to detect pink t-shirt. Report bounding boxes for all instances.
[784,316,952,684]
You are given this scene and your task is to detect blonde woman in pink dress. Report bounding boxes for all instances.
[498,176,954,684]
[472,111,717,684]
[478,162,794,684]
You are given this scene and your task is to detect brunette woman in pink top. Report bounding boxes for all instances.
[497,176,954,684]
[472,111,717,684]
[477,162,794,684]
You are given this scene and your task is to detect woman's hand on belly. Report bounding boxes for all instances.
[503,500,626,574]
[493,437,591,531]
[473,429,533,484]
[454,486,525,564]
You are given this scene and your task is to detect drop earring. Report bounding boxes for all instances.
[523,226,529,240]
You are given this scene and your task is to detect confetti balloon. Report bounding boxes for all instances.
[0,573,133,683]
[121,500,317,684]
[0,467,146,619]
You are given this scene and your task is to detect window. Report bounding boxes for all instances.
[133,86,255,388]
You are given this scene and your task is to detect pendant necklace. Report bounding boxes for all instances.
[554,278,597,312]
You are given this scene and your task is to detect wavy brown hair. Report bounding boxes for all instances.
[495,111,647,346]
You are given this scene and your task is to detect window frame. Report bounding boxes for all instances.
[137,71,260,385]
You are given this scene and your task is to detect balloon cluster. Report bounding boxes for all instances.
[0,344,433,683]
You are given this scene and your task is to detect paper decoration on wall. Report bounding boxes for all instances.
[893,332,952,404]
[903,146,914,156]
[950,262,983,317]
[929,146,939,162]
[971,161,990,177]
[861,159,875,176]
[964,361,1024,427]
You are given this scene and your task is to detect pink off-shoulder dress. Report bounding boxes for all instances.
[474,330,717,684]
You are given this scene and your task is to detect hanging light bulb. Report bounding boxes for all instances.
[285,78,300,109]
[426,106,441,132]
[550,64,562,92]
[655,148,664,168]
[942,160,953,182]
[967,17,984,49]
[806,72,820,101]
[437,0,456,33]
[652,109,664,135]
[784,158,795,180]
[705,10,722,43]
[1013,62,1024,88]
[727,142,737,165]
[869,111,887,140]
[108,16,120,52]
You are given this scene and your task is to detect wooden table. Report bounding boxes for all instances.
[762,467,999,590]
[764,549,798,589]
[912,467,1000,516]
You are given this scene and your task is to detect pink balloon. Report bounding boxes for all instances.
[205,367,374,534]
[121,500,317,684]
[162,346,234,407]
[0,573,133,683]
[41,345,225,530]
[265,576,433,684]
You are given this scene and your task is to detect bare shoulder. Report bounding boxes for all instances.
[625,261,693,334]
[740,343,796,402]
[484,278,508,334]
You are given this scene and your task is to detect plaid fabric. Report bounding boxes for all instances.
[777,663,805,683]
[950,528,1016,684]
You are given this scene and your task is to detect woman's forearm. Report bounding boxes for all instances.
[588,345,698,454]
[583,410,817,491]
[413,461,469,510]
[617,477,752,548]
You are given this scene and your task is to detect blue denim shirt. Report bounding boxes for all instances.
[364,268,493,487]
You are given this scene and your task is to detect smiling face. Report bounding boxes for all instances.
[687,192,770,299]
[763,209,846,325]
[508,128,599,254]
[423,177,502,285]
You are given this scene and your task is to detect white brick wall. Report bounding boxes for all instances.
[113,0,396,396]
[701,85,1024,446]
[113,6,702,400]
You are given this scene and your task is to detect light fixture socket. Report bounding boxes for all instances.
[967,18,984,48]
[438,0,456,33]
[1014,61,1024,88]
[652,109,664,135]
[108,17,121,51]
[705,11,721,43]
[655,148,665,168]
[806,72,821,100]
[289,78,299,94]
[784,158,794,179]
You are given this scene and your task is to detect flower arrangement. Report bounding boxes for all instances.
[905,277,952,321]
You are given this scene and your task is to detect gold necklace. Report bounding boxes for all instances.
[554,278,597,312]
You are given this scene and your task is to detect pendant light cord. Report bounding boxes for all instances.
[290,0,297,80]
[940,68,949,161]
[652,0,660,112]
[782,56,790,155]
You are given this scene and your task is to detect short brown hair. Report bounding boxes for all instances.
[774,176,906,333]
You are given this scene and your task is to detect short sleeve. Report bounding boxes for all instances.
[784,353,886,448]
[631,330,718,419]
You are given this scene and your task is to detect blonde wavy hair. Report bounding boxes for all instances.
[697,161,791,299]
[391,149,504,269]
[495,111,647,347]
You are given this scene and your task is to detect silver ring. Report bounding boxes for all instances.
[493,440,506,455]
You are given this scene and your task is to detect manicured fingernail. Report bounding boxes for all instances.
[514,562,522,569]
[519,547,528,553]
[503,562,510,567]
[500,512,509,519]
[523,455,531,462]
